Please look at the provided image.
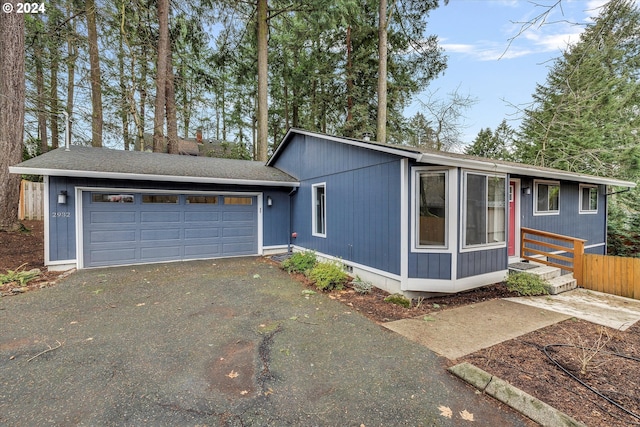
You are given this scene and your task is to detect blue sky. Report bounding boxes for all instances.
[409,0,615,146]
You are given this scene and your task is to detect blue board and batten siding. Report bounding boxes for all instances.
[272,134,402,275]
[516,177,607,253]
[47,176,292,265]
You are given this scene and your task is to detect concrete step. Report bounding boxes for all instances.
[509,264,561,281]
[546,274,577,295]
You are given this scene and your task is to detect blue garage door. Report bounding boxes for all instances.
[82,192,258,268]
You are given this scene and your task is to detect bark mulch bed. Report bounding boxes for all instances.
[278,261,640,427]
[3,224,639,426]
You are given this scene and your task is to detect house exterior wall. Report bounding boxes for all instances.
[47,176,292,264]
[272,134,402,276]
[516,177,607,253]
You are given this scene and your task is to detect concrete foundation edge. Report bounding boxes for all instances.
[448,362,586,427]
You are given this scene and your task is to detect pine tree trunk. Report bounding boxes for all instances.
[376,0,388,143]
[153,0,169,152]
[256,0,268,161]
[346,26,354,124]
[86,0,103,147]
[166,50,178,154]
[50,54,59,149]
[66,1,76,146]
[0,3,25,231]
[35,37,47,153]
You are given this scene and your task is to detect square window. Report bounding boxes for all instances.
[534,181,560,215]
[312,183,326,237]
[579,185,598,213]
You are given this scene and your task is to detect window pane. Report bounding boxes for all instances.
[186,195,218,204]
[487,177,506,243]
[465,174,487,246]
[92,193,134,203]
[418,172,446,246]
[142,194,178,203]
[537,184,549,212]
[315,186,326,235]
[589,188,598,210]
[582,187,598,211]
[548,185,559,211]
[224,197,252,205]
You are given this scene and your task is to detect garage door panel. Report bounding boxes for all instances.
[223,226,255,237]
[89,230,136,244]
[91,211,136,224]
[140,228,181,241]
[223,211,253,221]
[140,245,182,260]
[141,211,181,223]
[223,241,256,254]
[184,244,221,257]
[184,212,220,222]
[89,248,137,264]
[184,227,220,239]
[83,192,257,267]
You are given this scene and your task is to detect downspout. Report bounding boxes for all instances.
[288,187,298,253]
[604,186,631,255]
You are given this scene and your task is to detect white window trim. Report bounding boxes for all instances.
[312,182,327,238]
[460,170,507,252]
[411,167,452,252]
[579,184,598,214]
[533,179,560,216]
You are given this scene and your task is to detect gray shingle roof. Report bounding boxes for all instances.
[10,146,298,187]
[270,128,636,188]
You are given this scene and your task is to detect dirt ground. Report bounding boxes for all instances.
[2,221,640,426]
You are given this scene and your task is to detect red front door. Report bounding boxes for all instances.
[508,181,516,256]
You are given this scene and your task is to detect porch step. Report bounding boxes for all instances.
[509,264,561,281]
[546,274,577,295]
[508,262,576,295]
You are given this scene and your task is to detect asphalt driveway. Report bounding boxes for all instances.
[0,257,532,426]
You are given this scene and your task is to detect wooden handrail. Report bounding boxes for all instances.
[520,227,586,286]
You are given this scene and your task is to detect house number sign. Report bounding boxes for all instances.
[51,212,71,218]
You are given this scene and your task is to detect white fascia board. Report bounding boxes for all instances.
[8,166,300,188]
[416,153,636,188]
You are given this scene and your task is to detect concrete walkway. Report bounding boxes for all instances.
[506,288,640,331]
[385,289,640,360]
[384,299,570,360]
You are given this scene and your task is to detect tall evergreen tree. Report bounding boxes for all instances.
[465,119,513,160]
[515,0,640,177]
[514,0,640,254]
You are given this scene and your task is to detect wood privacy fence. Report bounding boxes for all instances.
[19,180,44,220]
[582,254,640,300]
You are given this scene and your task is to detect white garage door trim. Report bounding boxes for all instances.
[76,186,264,268]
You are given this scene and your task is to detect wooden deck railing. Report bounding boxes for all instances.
[520,227,586,286]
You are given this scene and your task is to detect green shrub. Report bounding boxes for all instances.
[506,272,550,296]
[306,261,348,291]
[0,263,40,286]
[351,276,373,294]
[281,251,317,273]
[384,293,411,308]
